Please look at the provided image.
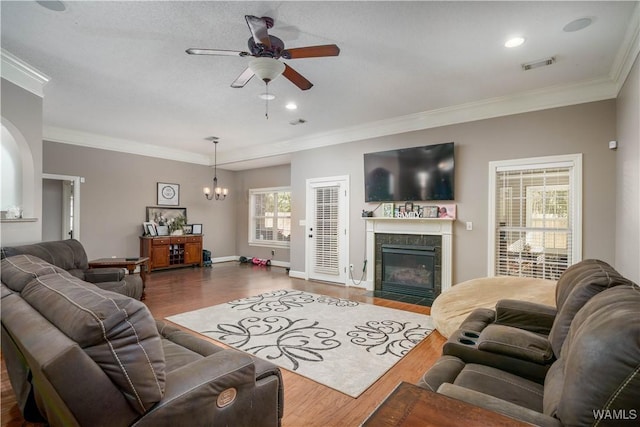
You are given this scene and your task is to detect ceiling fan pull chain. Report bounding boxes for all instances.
[265,83,270,119]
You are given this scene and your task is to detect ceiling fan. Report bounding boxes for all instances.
[186,15,340,91]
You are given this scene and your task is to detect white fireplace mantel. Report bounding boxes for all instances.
[364,217,453,292]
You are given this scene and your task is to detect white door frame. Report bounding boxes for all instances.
[305,175,350,285]
[42,173,82,241]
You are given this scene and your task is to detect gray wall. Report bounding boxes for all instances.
[290,100,618,284]
[43,142,237,261]
[615,56,640,283]
[42,178,63,241]
[0,79,43,245]
[235,164,291,264]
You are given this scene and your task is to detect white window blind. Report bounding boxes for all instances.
[494,166,574,280]
[314,186,340,275]
[249,187,291,247]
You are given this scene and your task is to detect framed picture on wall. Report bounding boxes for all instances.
[157,182,180,206]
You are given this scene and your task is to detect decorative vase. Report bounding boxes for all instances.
[171,229,183,236]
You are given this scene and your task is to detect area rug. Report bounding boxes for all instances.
[166,289,434,397]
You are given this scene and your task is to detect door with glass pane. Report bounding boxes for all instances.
[306,176,349,284]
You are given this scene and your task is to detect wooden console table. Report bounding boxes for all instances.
[88,257,150,299]
[362,382,529,427]
[139,235,203,272]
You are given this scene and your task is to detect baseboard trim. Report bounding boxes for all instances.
[288,270,306,279]
[212,256,239,263]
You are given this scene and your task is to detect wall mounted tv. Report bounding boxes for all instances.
[364,142,454,202]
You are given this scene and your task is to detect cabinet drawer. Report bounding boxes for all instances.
[152,238,170,246]
[186,236,201,243]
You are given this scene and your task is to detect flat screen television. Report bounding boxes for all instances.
[364,142,454,202]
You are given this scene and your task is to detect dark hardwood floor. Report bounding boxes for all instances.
[1,262,447,427]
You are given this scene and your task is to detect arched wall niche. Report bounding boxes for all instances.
[1,117,35,217]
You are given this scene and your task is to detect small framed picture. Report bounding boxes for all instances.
[183,224,193,234]
[191,224,202,234]
[156,225,169,236]
[143,222,156,236]
[404,202,414,213]
[382,203,394,217]
[157,182,180,206]
[425,206,439,218]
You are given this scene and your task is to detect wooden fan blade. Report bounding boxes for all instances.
[245,15,271,48]
[186,48,250,57]
[281,44,340,59]
[283,64,313,91]
[231,67,255,88]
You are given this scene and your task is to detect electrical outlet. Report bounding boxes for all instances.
[466,221,473,231]
[349,264,354,271]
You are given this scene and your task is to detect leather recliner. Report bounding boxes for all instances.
[1,254,283,426]
[1,239,143,299]
[434,259,635,382]
[418,284,640,426]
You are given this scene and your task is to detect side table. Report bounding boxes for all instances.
[88,257,150,299]
[362,382,529,427]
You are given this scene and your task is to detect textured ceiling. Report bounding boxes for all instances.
[1,1,638,169]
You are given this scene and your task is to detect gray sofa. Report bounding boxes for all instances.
[434,259,635,382]
[1,254,284,426]
[418,261,639,426]
[1,239,143,300]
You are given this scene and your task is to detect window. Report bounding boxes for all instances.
[488,154,582,280]
[249,187,291,247]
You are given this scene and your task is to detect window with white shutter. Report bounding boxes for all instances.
[249,187,291,247]
[489,155,582,279]
[313,186,340,275]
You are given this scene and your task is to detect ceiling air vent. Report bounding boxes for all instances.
[522,57,556,71]
[289,118,307,126]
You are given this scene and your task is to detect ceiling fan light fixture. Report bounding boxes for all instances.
[249,57,285,83]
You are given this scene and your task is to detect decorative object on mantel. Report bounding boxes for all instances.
[437,204,456,219]
[4,205,22,219]
[203,137,228,200]
[157,182,180,206]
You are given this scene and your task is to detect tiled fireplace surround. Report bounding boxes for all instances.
[364,218,453,294]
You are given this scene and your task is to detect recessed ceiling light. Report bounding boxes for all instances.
[285,102,298,110]
[563,17,592,32]
[259,93,275,100]
[36,1,66,12]
[505,37,526,48]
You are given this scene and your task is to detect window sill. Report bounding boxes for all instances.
[249,242,290,249]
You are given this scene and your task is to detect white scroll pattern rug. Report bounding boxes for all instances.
[166,289,434,397]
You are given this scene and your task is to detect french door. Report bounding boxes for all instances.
[305,176,349,284]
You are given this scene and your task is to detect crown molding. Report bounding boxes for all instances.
[218,77,618,166]
[43,126,211,165]
[1,49,50,98]
[610,2,640,93]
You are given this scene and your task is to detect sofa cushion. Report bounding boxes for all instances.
[544,285,640,425]
[548,259,636,355]
[21,273,166,414]
[1,255,70,292]
[1,239,89,272]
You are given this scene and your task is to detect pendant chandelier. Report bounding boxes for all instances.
[203,138,228,200]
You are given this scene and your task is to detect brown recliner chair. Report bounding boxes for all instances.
[1,239,143,299]
[434,259,635,382]
[418,284,640,426]
[1,254,283,426]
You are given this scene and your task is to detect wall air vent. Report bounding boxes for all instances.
[522,56,556,71]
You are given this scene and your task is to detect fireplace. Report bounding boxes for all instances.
[381,245,436,298]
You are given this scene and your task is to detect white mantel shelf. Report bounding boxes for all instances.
[364,217,454,293]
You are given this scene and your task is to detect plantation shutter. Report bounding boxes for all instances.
[314,186,340,275]
[495,164,573,280]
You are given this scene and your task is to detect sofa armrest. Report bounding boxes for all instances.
[437,383,562,427]
[84,267,125,283]
[495,299,557,335]
[477,324,554,364]
[134,349,281,427]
